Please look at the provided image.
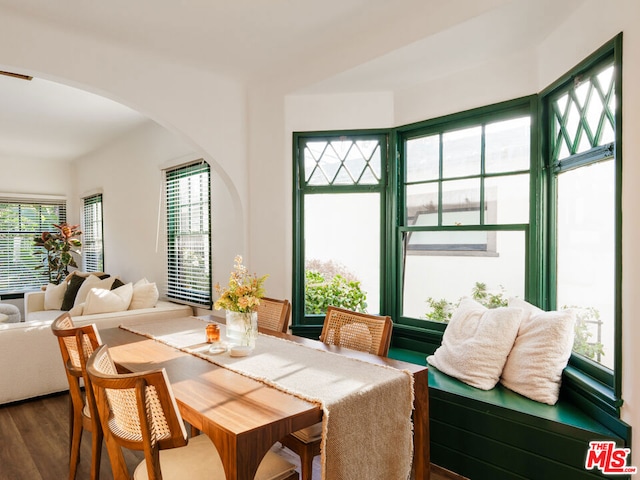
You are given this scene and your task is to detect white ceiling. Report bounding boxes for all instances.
[0,74,147,162]
[0,0,585,162]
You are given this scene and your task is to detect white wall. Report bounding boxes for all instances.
[394,49,537,126]
[0,7,248,297]
[73,121,194,286]
[0,156,70,196]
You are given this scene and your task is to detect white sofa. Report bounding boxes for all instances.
[0,290,193,405]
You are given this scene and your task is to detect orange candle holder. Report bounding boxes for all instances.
[206,323,220,343]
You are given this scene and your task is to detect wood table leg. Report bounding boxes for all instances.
[412,371,430,480]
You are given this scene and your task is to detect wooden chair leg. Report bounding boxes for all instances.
[69,410,83,480]
[90,428,103,480]
[68,396,73,454]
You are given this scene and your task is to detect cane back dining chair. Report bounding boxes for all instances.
[86,344,299,480]
[257,297,291,333]
[280,306,393,480]
[51,312,103,480]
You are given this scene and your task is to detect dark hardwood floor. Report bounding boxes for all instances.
[0,392,465,480]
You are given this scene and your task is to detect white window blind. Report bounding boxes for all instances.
[165,161,212,306]
[0,198,67,294]
[82,194,104,272]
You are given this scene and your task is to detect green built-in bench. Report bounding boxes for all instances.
[389,347,632,480]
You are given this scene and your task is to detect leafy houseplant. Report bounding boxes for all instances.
[214,256,268,347]
[33,223,82,285]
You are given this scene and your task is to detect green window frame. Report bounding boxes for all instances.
[165,160,212,307]
[540,36,622,416]
[0,196,67,294]
[292,131,389,332]
[396,97,537,330]
[292,34,623,418]
[82,193,104,272]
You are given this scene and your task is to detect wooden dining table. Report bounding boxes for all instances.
[99,316,430,480]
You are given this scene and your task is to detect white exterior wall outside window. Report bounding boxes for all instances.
[401,114,531,320]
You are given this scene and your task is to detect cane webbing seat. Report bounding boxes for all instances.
[319,306,392,356]
[257,297,291,333]
[87,344,299,480]
[51,312,103,480]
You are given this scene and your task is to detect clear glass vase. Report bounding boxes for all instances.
[225,310,258,348]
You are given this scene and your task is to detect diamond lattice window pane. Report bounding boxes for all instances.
[556,94,569,116]
[334,166,354,185]
[577,132,591,155]
[356,140,379,163]
[551,63,615,160]
[608,93,616,115]
[566,101,580,151]
[359,167,379,184]
[601,121,615,145]
[368,146,382,181]
[303,139,382,186]
[586,92,604,140]
[345,148,367,181]
[597,66,614,94]
[575,82,590,108]
[307,167,329,186]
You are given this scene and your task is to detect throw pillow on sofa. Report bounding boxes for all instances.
[74,275,116,307]
[129,278,159,310]
[44,282,67,310]
[59,272,113,310]
[500,297,575,405]
[61,274,87,311]
[427,298,524,390]
[83,283,134,315]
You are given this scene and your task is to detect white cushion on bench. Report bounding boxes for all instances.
[500,298,575,405]
[427,298,523,390]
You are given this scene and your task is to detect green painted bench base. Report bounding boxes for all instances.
[389,347,631,480]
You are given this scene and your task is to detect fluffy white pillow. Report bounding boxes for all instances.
[74,275,116,306]
[500,297,575,405]
[427,298,524,390]
[83,283,133,316]
[129,278,159,310]
[44,282,67,310]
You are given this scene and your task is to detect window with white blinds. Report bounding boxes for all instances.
[0,197,67,294]
[165,161,212,306]
[82,194,104,272]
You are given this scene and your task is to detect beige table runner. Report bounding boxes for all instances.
[120,316,413,480]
